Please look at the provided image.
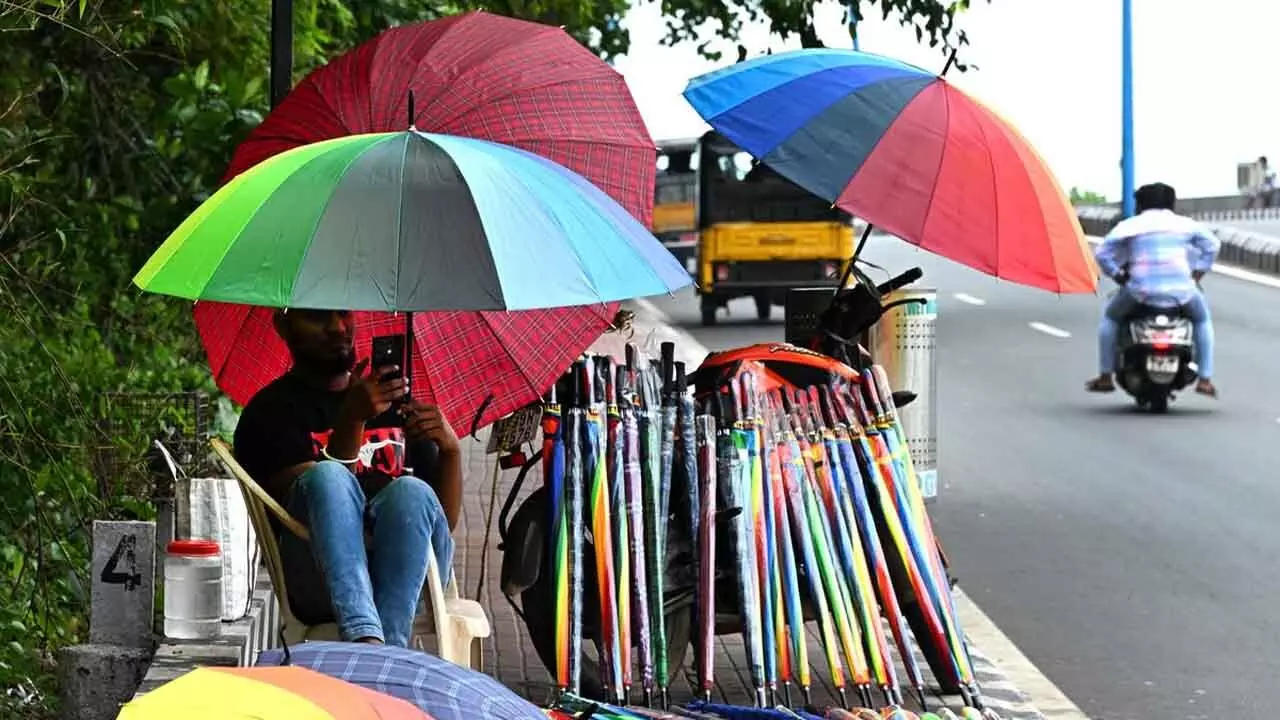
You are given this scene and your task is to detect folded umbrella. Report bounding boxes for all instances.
[683,49,1098,294]
[256,641,546,720]
[117,665,432,719]
[135,131,691,427]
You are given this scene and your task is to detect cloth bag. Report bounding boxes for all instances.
[156,440,260,621]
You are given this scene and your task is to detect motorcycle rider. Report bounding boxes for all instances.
[1086,182,1220,397]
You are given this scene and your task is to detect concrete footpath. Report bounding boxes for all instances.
[455,302,1089,719]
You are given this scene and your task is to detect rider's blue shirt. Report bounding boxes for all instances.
[1094,209,1220,307]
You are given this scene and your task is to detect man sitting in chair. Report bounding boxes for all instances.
[234,308,462,647]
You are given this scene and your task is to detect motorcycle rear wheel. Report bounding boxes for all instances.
[519,541,694,701]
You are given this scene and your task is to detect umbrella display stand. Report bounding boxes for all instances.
[496,339,999,720]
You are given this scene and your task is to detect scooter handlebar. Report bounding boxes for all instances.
[876,266,923,295]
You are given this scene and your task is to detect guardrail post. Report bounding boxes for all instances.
[58,521,156,720]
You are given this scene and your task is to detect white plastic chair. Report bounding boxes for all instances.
[210,438,490,668]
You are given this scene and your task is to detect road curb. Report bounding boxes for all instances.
[630,298,1086,719]
[954,589,1090,720]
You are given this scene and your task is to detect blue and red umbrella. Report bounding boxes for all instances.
[683,49,1097,295]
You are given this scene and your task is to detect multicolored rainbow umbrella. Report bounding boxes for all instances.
[133,130,691,312]
[682,49,1098,294]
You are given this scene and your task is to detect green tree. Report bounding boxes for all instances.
[0,0,984,714]
[1069,187,1108,205]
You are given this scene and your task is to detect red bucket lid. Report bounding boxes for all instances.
[167,539,220,557]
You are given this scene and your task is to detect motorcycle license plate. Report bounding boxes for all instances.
[1146,355,1179,374]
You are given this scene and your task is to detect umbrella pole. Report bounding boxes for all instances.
[833,223,875,296]
[403,312,414,401]
[269,0,293,108]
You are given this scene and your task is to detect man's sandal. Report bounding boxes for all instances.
[1195,379,1218,398]
[1085,377,1116,393]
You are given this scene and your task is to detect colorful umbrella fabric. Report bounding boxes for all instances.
[136,132,690,426]
[134,132,688,312]
[683,49,1098,294]
[256,641,547,720]
[194,296,614,433]
[117,665,432,719]
[225,10,655,228]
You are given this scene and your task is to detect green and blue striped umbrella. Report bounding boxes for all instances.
[134,131,692,311]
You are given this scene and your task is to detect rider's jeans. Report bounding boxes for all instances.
[1098,287,1214,378]
[279,461,454,646]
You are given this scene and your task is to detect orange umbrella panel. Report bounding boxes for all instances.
[116,666,434,720]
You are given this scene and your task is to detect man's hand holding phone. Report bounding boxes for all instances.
[404,402,460,456]
[341,359,408,422]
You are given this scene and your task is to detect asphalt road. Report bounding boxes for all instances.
[646,238,1280,720]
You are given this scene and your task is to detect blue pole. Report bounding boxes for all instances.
[1121,0,1135,217]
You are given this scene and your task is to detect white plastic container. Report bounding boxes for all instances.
[163,539,223,639]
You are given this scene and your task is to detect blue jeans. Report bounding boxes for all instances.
[1098,287,1214,378]
[279,461,454,646]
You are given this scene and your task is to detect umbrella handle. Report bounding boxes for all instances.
[469,394,494,439]
[661,341,676,394]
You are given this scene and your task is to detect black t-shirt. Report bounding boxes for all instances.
[233,372,440,509]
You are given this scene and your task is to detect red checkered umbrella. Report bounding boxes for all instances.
[194,11,655,430]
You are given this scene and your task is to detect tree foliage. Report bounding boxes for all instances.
[1069,187,1108,205]
[0,0,981,714]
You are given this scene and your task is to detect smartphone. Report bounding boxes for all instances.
[370,334,406,382]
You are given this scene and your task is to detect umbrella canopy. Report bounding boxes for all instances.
[175,10,660,426]
[134,132,691,424]
[193,299,613,426]
[683,49,1098,294]
[256,641,546,720]
[226,10,654,227]
[117,666,432,719]
[133,131,689,312]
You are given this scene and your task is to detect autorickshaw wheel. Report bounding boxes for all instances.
[700,295,718,326]
[753,292,771,321]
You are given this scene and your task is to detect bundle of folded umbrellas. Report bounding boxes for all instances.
[537,340,1002,720]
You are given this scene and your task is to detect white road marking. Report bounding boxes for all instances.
[1087,235,1280,290]
[952,292,987,306]
[1029,321,1072,338]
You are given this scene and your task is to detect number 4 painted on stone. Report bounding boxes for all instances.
[100,534,142,591]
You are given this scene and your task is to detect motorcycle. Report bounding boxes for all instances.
[1111,288,1200,413]
[496,263,959,701]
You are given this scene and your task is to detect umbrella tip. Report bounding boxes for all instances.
[407,90,417,130]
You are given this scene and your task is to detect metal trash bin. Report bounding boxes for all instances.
[864,288,939,503]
